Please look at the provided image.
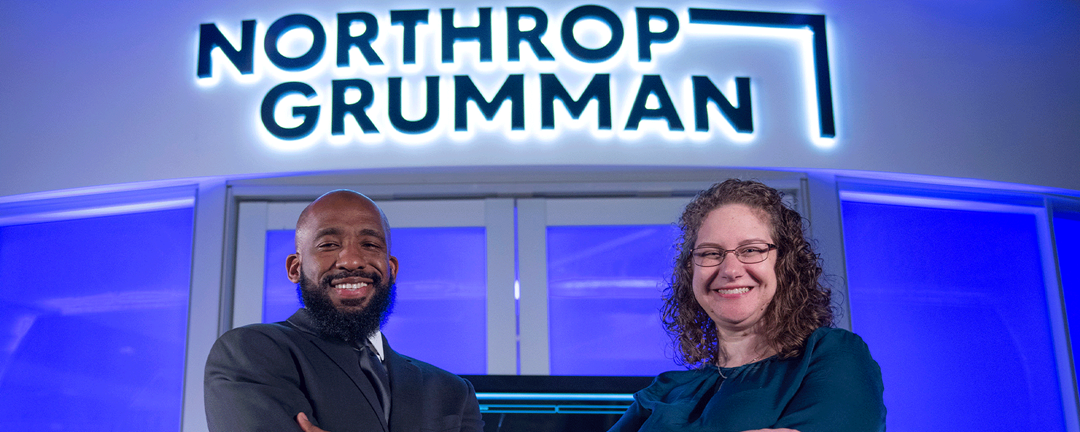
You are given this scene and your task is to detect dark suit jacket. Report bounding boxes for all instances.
[205,309,483,432]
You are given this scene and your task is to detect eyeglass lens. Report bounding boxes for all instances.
[692,244,772,266]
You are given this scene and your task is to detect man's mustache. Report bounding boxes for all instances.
[321,270,382,287]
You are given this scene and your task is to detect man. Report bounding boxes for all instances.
[205,190,483,432]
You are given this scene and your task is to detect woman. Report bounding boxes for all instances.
[610,179,885,432]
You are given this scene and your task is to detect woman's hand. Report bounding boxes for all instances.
[296,412,327,432]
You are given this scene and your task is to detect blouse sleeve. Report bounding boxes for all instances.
[608,400,651,432]
[773,329,886,432]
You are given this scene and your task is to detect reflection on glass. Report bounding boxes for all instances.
[0,208,193,430]
[547,225,681,376]
[843,201,1065,431]
[1054,213,1080,384]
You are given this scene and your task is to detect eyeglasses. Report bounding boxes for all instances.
[691,243,776,267]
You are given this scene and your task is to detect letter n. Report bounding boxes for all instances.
[197,21,256,78]
[692,76,752,133]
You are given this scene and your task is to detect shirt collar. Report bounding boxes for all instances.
[366,329,385,362]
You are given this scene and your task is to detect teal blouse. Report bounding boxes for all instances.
[610,327,885,432]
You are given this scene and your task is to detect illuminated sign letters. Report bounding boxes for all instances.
[197,6,834,144]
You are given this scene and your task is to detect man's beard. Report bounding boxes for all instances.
[298,267,396,343]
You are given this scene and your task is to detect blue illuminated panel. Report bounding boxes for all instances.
[547,225,681,376]
[1055,213,1080,380]
[263,229,299,321]
[263,227,487,374]
[842,201,1065,431]
[0,208,193,430]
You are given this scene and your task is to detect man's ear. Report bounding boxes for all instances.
[388,255,399,280]
[286,253,302,283]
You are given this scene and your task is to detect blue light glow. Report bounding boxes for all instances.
[0,207,194,430]
[477,405,631,415]
[197,6,836,150]
[475,393,634,401]
[547,224,681,376]
[840,191,1044,214]
[1055,213,1080,391]
[0,198,193,226]
[842,195,1067,430]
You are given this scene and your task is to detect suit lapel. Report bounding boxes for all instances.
[286,309,389,432]
[384,336,422,432]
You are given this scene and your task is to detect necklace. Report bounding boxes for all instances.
[716,351,764,379]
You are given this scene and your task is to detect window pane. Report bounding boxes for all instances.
[547,225,680,376]
[263,227,487,374]
[0,208,193,430]
[842,200,1065,431]
[1054,212,1080,380]
[263,229,299,321]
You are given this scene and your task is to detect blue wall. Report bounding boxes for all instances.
[843,200,1066,431]
[0,208,194,430]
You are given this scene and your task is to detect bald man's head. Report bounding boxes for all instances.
[295,190,392,251]
[285,189,399,341]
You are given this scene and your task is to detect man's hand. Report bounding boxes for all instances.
[296,412,328,432]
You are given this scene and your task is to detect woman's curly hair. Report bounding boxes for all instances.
[661,179,834,367]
